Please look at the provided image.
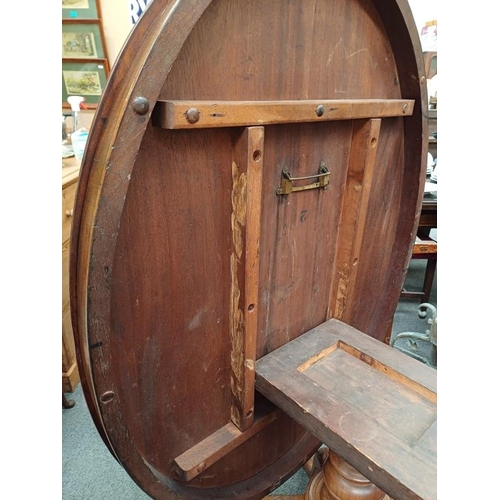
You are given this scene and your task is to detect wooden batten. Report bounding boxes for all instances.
[230,126,264,432]
[153,99,414,129]
[173,407,282,482]
[329,118,381,321]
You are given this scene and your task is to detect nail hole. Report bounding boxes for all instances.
[100,391,115,404]
[252,150,261,162]
[371,137,377,147]
[246,409,253,418]
[353,258,359,265]
[248,304,255,312]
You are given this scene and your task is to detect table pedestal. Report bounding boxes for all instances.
[305,450,390,500]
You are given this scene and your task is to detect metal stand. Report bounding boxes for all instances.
[390,303,437,368]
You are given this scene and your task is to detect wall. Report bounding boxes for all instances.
[407,0,438,36]
[100,0,133,67]
[63,0,133,131]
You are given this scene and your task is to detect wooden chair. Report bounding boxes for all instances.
[400,233,437,304]
[423,51,437,80]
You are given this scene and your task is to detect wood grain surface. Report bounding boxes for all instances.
[154,99,414,129]
[69,0,427,498]
[256,318,437,500]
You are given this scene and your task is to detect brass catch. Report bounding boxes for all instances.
[276,161,330,195]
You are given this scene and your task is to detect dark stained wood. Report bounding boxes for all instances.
[69,0,428,498]
[69,0,216,464]
[255,318,437,500]
[418,198,437,230]
[153,99,414,129]
[257,119,352,357]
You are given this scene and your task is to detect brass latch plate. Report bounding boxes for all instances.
[276,161,330,195]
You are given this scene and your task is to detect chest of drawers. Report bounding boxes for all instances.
[62,159,81,393]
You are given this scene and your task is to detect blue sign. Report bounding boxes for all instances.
[130,0,152,25]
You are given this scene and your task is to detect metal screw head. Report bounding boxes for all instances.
[132,96,150,115]
[315,104,325,117]
[185,107,200,124]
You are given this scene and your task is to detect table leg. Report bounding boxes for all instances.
[305,449,389,500]
[63,393,75,409]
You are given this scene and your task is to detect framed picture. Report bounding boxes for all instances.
[62,0,99,20]
[62,22,105,59]
[62,60,108,107]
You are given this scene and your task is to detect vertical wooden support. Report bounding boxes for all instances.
[329,119,381,321]
[230,126,264,431]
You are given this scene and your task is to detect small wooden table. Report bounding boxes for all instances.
[418,191,437,235]
[399,188,437,304]
[62,157,81,398]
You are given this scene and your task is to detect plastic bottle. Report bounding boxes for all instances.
[67,96,89,161]
[62,113,73,158]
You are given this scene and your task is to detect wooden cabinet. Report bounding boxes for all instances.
[428,108,437,159]
[62,159,81,393]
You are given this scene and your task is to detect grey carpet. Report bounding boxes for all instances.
[63,248,437,499]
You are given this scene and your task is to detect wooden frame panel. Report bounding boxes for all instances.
[256,318,437,500]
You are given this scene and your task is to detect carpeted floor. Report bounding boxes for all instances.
[62,245,437,499]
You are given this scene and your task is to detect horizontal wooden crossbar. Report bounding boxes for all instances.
[153,99,414,129]
[413,236,437,256]
[173,406,282,481]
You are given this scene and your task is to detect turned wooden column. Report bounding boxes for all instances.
[305,449,390,500]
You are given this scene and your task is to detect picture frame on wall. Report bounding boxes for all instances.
[62,22,105,59]
[62,60,109,108]
[62,0,99,20]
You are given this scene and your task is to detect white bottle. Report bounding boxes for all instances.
[67,96,88,161]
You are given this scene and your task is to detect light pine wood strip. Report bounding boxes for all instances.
[173,408,281,481]
[154,99,414,129]
[329,119,381,320]
[230,126,264,431]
